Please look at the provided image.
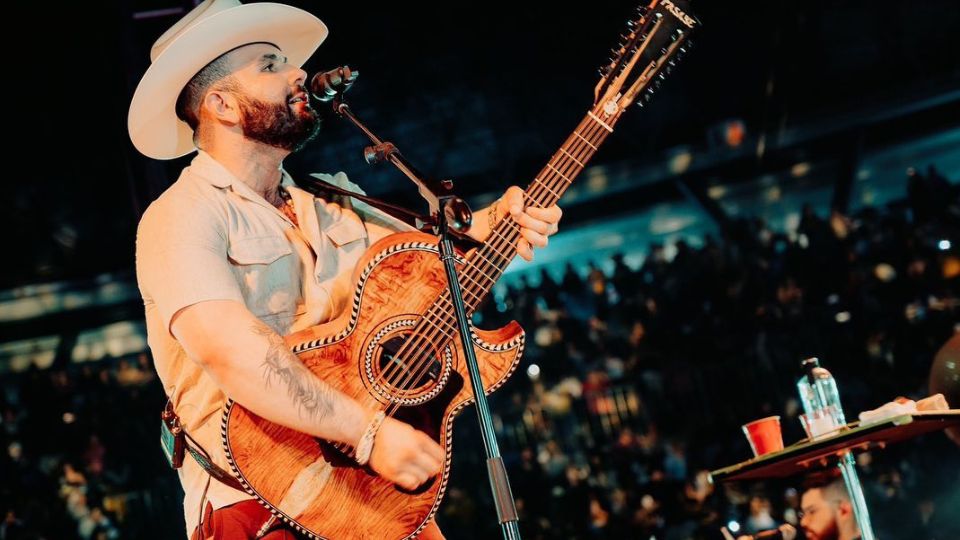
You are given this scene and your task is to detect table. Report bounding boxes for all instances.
[709,411,960,540]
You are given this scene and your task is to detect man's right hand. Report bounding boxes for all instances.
[368,417,444,490]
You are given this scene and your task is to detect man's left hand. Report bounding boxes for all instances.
[495,186,562,262]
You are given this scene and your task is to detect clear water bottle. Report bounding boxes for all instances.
[797,359,876,540]
[797,357,847,424]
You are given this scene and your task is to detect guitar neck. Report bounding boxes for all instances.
[415,0,698,336]
[459,101,625,313]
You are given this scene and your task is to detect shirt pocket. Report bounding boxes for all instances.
[226,235,299,322]
[227,235,292,265]
[322,213,367,247]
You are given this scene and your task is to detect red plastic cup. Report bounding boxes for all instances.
[741,416,784,457]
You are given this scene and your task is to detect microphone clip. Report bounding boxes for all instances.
[310,66,358,103]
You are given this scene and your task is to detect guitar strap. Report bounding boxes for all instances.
[161,400,245,492]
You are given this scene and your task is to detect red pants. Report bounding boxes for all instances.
[191,500,445,539]
[192,500,296,540]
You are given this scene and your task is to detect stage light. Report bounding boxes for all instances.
[791,162,811,177]
[727,520,741,533]
[527,363,541,380]
[724,119,745,148]
[668,148,693,174]
[939,239,951,251]
[874,263,896,282]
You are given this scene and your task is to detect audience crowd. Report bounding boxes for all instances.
[2,166,958,539]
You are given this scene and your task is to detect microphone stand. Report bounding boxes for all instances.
[312,69,522,540]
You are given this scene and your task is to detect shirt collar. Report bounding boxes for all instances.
[188,149,294,189]
[187,150,236,189]
[187,150,297,209]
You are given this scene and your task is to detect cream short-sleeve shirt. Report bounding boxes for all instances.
[135,151,413,536]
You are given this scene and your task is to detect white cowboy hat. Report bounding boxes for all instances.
[128,0,328,160]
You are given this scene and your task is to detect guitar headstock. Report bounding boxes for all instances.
[595,0,699,115]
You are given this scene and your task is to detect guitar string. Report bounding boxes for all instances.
[371,112,615,423]
[370,114,606,402]
[375,107,620,413]
[355,138,600,441]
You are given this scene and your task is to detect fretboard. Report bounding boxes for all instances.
[420,101,627,340]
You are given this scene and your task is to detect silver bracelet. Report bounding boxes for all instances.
[355,411,386,466]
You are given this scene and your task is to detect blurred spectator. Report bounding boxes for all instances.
[800,476,860,540]
[2,163,958,539]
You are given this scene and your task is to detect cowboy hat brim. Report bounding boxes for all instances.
[128,2,327,160]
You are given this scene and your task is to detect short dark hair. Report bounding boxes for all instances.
[174,53,235,132]
[803,472,850,505]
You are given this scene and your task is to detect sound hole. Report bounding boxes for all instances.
[377,334,442,394]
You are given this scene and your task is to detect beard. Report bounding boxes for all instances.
[236,92,321,153]
[803,520,839,540]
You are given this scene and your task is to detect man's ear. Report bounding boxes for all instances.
[201,89,240,125]
[837,500,854,520]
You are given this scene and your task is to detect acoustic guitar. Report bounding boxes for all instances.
[222,1,699,537]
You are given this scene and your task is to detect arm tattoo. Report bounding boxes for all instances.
[488,198,502,232]
[253,323,335,421]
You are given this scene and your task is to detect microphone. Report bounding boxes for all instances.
[309,66,358,102]
[733,524,797,540]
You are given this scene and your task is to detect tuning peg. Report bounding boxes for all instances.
[635,5,648,16]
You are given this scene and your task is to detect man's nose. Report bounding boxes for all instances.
[290,66,307,87]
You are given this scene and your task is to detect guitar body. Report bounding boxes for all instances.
[222,231,525,539]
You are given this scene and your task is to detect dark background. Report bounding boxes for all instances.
[8,0,959,289]
[3,1,959,539]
